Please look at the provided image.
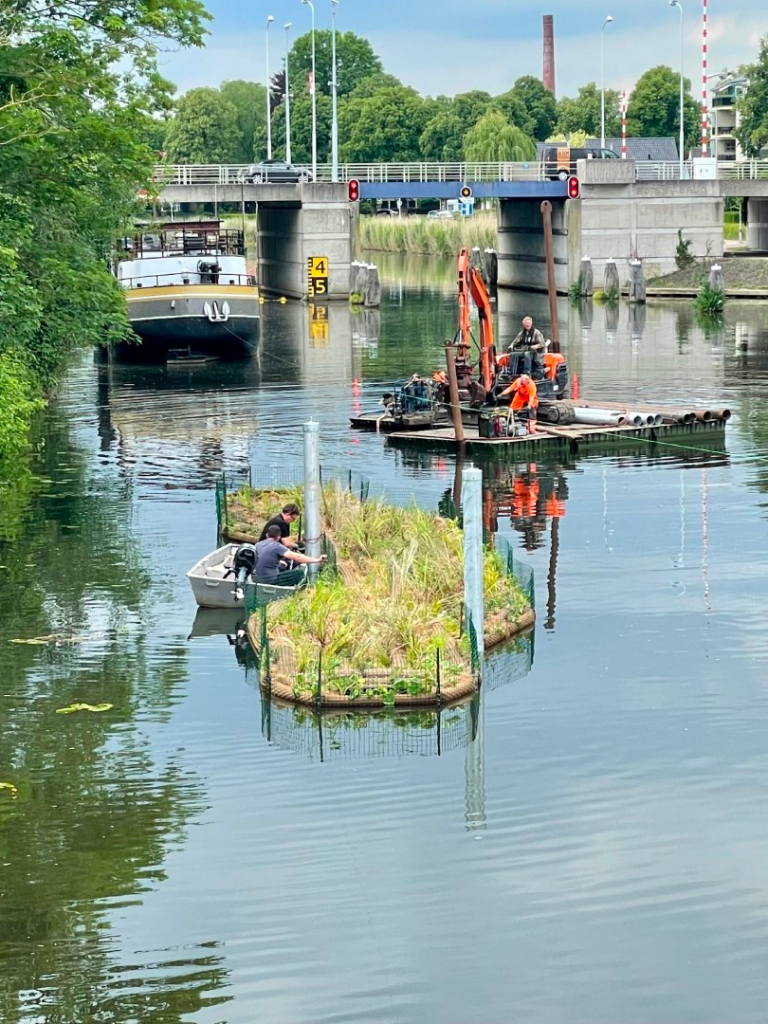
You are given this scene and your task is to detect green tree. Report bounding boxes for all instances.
[339,86,428,162]
[164,87,241,163]
[737,37,768,156]
[508,75,559,140]
[557,82,622,139]
[420,110,465,160]
[627,66,700,152]
[220,80,268,163]
[269,93,332,164]
[288,30,382,100]
[463,110,537,162]
[493,89,535,137]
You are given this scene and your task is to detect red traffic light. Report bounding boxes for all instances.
[567,176,580,200]
[348,178,360,202]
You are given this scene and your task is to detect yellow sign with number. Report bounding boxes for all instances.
[309,303,330,346]
[308,256,329,278]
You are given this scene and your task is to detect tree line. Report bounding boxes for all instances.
[162,32,768,167]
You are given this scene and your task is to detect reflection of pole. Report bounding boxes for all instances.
[545,515,560,631]
[303,420,321,570]
[465,692,486,832]
[701,467,711,611]
[462,466,485,666]
[540,200,560,351]
[444,341,465,443]
[452,454,464,513]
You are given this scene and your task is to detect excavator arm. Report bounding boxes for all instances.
[457,247,495,393]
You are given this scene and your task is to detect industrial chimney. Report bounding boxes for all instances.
[543,15,556,95]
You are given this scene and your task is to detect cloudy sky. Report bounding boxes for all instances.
[159,0,765,98]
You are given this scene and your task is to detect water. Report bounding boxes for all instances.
[2,260,768,1023]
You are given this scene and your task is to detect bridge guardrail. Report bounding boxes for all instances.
[151,160,768,188]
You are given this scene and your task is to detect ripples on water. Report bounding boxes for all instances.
[2,273,768,1023]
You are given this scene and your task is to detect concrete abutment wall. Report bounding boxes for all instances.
[746,198,768,251]
[497,199,570,294]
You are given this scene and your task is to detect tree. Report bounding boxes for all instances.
[220,80,268,163]
[269,93,332,164]
[164,88,241,163]
[288,30,382,100]
[463,110,537,162]
[557,82,622,139]
[627,66,700,153]
[737,37,768,157]
[347,72,403,99]
[493,89,535,137]
[420,110,465,161]
[339,86,429,162]
[508,75,559,140]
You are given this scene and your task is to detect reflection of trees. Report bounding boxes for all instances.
[0,404,228,1022]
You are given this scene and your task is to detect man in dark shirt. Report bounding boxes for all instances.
[509,316,546,376]
[254,525,325,584]
[259,503,300,548]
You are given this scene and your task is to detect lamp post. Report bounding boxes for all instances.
[331,0,339,182]
[284,23,292,163]
[301,0,317,180]
[266,15,274,160]
[670,0,685,178]
[601,16,614,150]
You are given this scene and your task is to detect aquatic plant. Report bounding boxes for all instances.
[695,282,726,316]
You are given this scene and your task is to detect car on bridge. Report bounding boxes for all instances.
[240,159,313,184]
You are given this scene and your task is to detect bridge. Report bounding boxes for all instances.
[149,161,768,298]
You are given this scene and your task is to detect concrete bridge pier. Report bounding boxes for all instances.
[497,199,570,294]
[746,198,768,251]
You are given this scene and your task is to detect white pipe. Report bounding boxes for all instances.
[625,410,663,426]
[572,408,627,427]
[461,466,484,668]
[303,420,321,573]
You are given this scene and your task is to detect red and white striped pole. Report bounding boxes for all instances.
[621,91,628,159]
[702,0,709,155]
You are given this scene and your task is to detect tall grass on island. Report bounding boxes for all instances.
[359,212,497,257]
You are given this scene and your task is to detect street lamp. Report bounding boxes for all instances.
[331,0,339,183]
[601,16,614,150]
[670,0,685,178]
[284,23,292,164]
[266,15,274,160]
[301,0,317,180]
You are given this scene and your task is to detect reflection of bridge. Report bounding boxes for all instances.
[150,160,768,298]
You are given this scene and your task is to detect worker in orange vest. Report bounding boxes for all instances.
[500,375,538,433]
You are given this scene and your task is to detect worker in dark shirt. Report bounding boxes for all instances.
[254,525,325,583]
[259,502,300,548]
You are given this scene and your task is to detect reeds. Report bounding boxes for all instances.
[359,213,497,257]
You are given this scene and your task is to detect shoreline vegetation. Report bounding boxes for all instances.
[223,484,534,707]
[647,257,768,297]
[358,213,497,258]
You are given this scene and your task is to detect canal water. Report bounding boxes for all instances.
[2,258,768,1023]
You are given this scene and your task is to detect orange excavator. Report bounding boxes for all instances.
[453,248,569,404]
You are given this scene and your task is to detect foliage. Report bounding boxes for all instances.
[557,82,622,139]
[164,87,241,163]
[287,30,382,100]
[547,130,588,148]
[695,282,725,316]
[507,75,559,140]
[675,228,695,270]
[627,66,700,153]
[339,86,429,162]
[493,89,535,137]
[463,110,537,162]
[736,36,768,157]
[269,92,332,164]
[359,213,497,257]
[220,80,268,163]
[420,110,466,161]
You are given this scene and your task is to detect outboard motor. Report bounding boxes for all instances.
[232,543,258,601]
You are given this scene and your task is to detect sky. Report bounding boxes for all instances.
[158,0,766,99]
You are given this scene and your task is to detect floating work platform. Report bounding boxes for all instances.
[351,400,730,457]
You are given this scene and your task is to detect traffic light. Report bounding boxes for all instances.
[567,176,580,200]
[348,178,360,202]
[459,185,473,200]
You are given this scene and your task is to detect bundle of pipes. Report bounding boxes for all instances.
[540,401,731,429]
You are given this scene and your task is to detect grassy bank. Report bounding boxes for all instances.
[647,257,768,295]
[232,485,532,705]
[359,213,497,257]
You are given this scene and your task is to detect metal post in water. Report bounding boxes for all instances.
[444,341,465,443]
[461,465,484,668]
[303,420,322,569]
[540,200,560,352]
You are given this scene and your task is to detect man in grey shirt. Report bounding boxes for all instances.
[254,525,326,584]
[509,316,546,376]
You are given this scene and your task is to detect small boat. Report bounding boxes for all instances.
[187,543,307,610]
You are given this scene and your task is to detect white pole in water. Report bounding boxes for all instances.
[303,420,322,568]
[461,465,485,668]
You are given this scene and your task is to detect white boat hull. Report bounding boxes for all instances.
[187,544,307,609]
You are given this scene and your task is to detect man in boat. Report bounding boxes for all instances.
[500,374,538,433]
[254,526,326,584]
[504,316,546,377]
[259,503,301,548]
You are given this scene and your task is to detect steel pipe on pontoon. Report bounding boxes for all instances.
[571,408,628,427]
[711,408,732,421]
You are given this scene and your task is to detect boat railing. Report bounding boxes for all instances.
[119,271,257,289]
